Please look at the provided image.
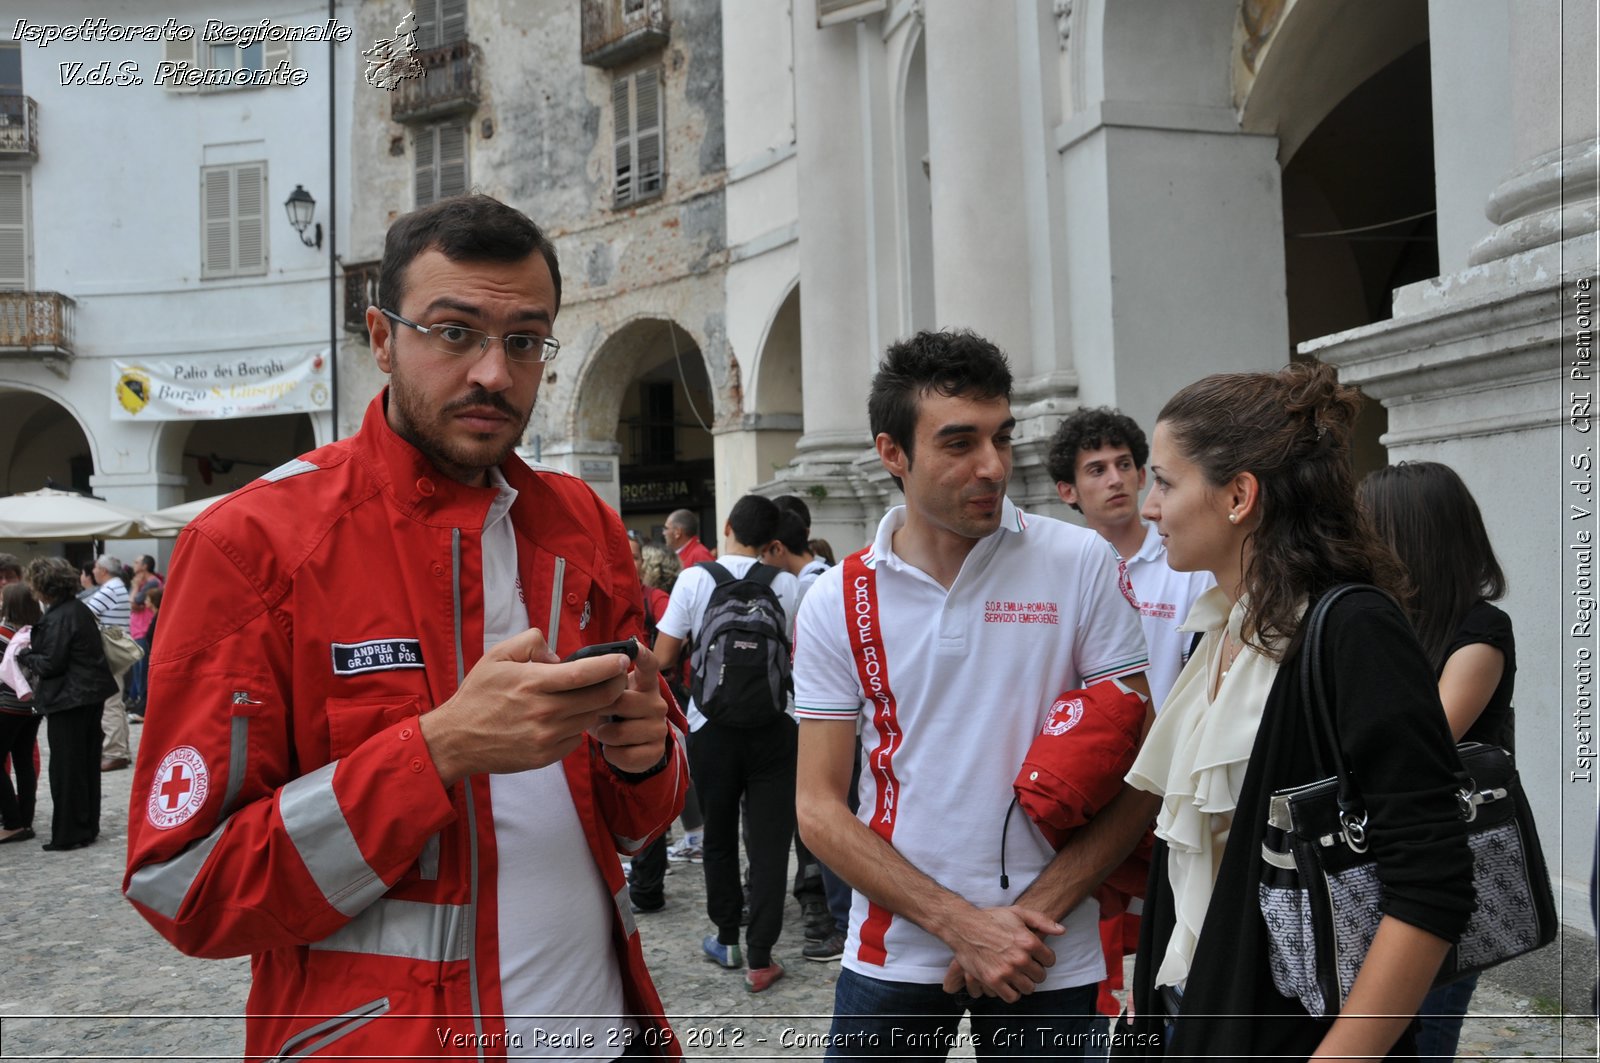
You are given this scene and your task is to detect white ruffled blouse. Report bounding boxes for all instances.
[1125,587,1284,990]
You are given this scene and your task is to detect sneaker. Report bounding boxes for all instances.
[667,836,703,863]
[701,935,742,969]
[802,930,846,962]
[745,960,786,993]
[630,896,665,915]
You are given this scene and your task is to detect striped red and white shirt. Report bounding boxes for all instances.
[793,498,1147,988]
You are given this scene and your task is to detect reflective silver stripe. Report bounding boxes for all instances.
[267,996,389,1062]
[261,457,320,483]
[452,528,486,1060]
[615,833,647,852]
[615,883,637,938]
[279,762,385,917]
[309,898,470,962]
[220,714,248,819]
[419,833,440,880]
[125,827,226,919]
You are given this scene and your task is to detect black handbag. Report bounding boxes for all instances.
[1257,584,1557,1018]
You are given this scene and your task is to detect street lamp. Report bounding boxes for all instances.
[284,184,322,249]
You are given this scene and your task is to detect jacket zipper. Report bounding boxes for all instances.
[451,528,487,1060]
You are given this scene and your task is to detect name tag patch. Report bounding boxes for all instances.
[332,638,425,675]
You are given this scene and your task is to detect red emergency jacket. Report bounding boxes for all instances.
[124,394,688,1062]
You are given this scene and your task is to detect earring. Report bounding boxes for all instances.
[1228,513,1238,524]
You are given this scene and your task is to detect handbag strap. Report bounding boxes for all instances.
[1297,583,1373,818]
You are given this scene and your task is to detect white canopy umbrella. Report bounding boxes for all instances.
[0,488,148,540]
[140,494,232,537]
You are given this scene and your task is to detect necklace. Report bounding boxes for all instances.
[1218,630,1245,681]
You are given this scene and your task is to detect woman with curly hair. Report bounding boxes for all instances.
[19,556,118,852]
[1124,362,1473,1060]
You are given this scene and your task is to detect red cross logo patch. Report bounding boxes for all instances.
[147,746,211,831]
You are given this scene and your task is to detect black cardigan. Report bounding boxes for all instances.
[1128,588,1475,1062]
[19,597,119,714]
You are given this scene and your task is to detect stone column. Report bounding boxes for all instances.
[1310,4,1597,988]
[763,7,897,548]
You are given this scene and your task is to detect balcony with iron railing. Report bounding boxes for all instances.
[391,40,480,124]
[581,0,670,68]
[0,96,38,161]
[343,260,380,335]
[0,291,76,369]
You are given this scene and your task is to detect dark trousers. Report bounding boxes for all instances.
[630,835,668,909]
[45,702,102,847]
[689,715,797,969]
[0,711,42,829]
[828,969,1105,1060]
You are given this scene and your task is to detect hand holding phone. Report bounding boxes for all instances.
[561,638,640,664]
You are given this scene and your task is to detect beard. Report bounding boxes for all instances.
[387,368,532,484]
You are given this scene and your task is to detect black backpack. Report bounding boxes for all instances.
[688,561,791,727]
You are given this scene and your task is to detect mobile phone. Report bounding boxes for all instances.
[561,638,639,663]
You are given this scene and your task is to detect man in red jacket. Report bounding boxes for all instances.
[124,195,687,1062]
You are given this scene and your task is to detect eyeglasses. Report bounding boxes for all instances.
[381,308,560,363]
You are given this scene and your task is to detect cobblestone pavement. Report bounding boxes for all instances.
[0,724,1594,1060]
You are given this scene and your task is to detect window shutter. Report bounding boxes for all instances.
[438,123,468,200]
[440,0,468,44]
[202,166,234,277]
[635,68,662,199]
[0,172,27,288]
[415,0,441,49]
[262,36,291,70]
[164,36,198,93]
[415,127,437,207]
[612,74,633,206]
[234,164,266,274]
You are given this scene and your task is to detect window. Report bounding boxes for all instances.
[415,122,468,207]
[162,33,290,91]
[210,40,264,73]
[0,171,30,288]
[415,0,468,49]
[613,68,662,208]
[0,42,22,93]
[640,381,676,464]
[200,162,267,279]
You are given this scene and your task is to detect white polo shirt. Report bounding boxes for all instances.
[792,498,1148,988]
[1121,522,1215,712]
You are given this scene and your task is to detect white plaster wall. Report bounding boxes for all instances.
[725,244,799,416]
[725,159,797,249]
[722,0,795,166]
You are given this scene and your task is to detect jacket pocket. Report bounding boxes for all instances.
[266,996,390,1061]
[325,695,423,759]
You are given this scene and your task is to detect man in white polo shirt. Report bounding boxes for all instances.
[793,330,1160,1058]
[1047,408,1214,711]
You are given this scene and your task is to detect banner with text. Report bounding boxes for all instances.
[110,349,331,421]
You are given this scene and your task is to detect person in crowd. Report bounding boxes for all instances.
[122,194,687,1060]
[809,539,837,567]
[125,555,163,721]
[0,580,44,843]
[1360,460,1514,1063]
[76,563,97,601]
[20,557,119,852]
[794,329,1153,1057]
[0,554,21,587]
[653,494,800,993]
[84,554,134,772]
[664,508,715,568]
[1124,362,1474,1059]
[638,542,706,866]
[1048,407,1214,712]
[763,504,841,952]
